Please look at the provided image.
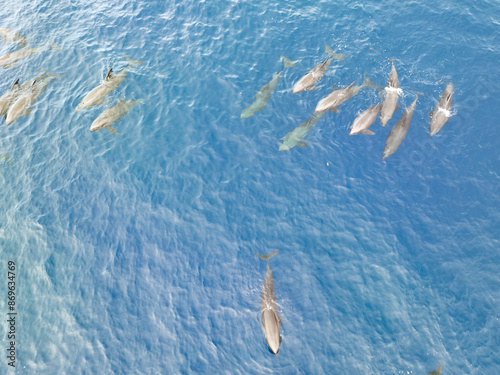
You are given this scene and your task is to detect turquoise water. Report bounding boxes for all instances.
[0,0,499,374]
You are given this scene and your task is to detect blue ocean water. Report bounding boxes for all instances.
[0,0,499,373]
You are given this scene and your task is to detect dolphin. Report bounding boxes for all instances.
[257,249,281,355]
[0,44,58,69]
[292,45,346,94]
[0,28,27,47]
[349,102,382,135]
[0,79,22,117]
[380,60,401,127]
[428,362,442,375]
[314,76,376,113]
[90,98,143,134]
[382,96,418,160]
[279,112,326,151]
[5,71,62,125]
[76,56,143,112]
[241,56,297,119]
[429,83,453,136]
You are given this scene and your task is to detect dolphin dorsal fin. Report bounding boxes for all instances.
[12,78,20,89]
[105,68,113,81]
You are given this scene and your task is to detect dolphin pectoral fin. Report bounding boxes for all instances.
[298,141,308,148]
[362,129,375,135]
[429,108,434,119]
[395,106,400,111]
[330,108,339,113]
[107,126,119,134]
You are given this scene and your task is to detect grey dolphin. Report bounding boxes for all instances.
[76,56,143,112]
[241,56,297,119]
[349,102,382,135]
[90,98,144,134]
[0,44,58,69]
[0,79,22,117]
[380,61,401,127]
[428,362,442,375]
[382,96,418,159]
[257,249,281,355]
[429,83,453,136]
[314,76,376,113]
[292,45,346,94]
[0,28,27,47]
[6,71,62,125]
[279,112,326,151]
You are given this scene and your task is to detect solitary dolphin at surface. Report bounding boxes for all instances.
[5,71,62,125]
[76,56,143,112]
[257,249,281,355]
[292,45,346,94]
[0,44,59,69]
[241,56,297,119]
[428,362,442,375]
[380,60,401,127]
[349,103,382,135]
[429,83,453,136]
[279,112,326,151]
[314,76,377,113]
[382,96,418,160]
[0,28,27,47]
[90,98,144,134]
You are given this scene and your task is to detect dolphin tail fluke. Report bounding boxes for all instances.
[257,249,279,263]
[125,55,143,67]
[325,45,346,60]
[280,56,297,69]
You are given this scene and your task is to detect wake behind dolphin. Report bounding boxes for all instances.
[257,249,281,355]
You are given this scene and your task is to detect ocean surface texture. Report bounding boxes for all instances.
[0,0,499,374]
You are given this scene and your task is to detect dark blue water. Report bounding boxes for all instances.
[0,0,499,374]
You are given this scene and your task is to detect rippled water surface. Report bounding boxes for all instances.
[0,0,499,374]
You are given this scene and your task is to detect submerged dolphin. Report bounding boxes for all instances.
[90,98,143,134]
[314,76,376,113]
[0,28,27,47]
[6,71,62,125]
[0,44,58,69]
[76,56,143,112]
[349,103,382,135]
[279,112,326,151]
[380,60,401,127]
[241,56,297,119]
[429,83,453,136]
[257,249,281,355]
[292,45,346,94]
[428,362,442,375]
[382,96,418,160]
